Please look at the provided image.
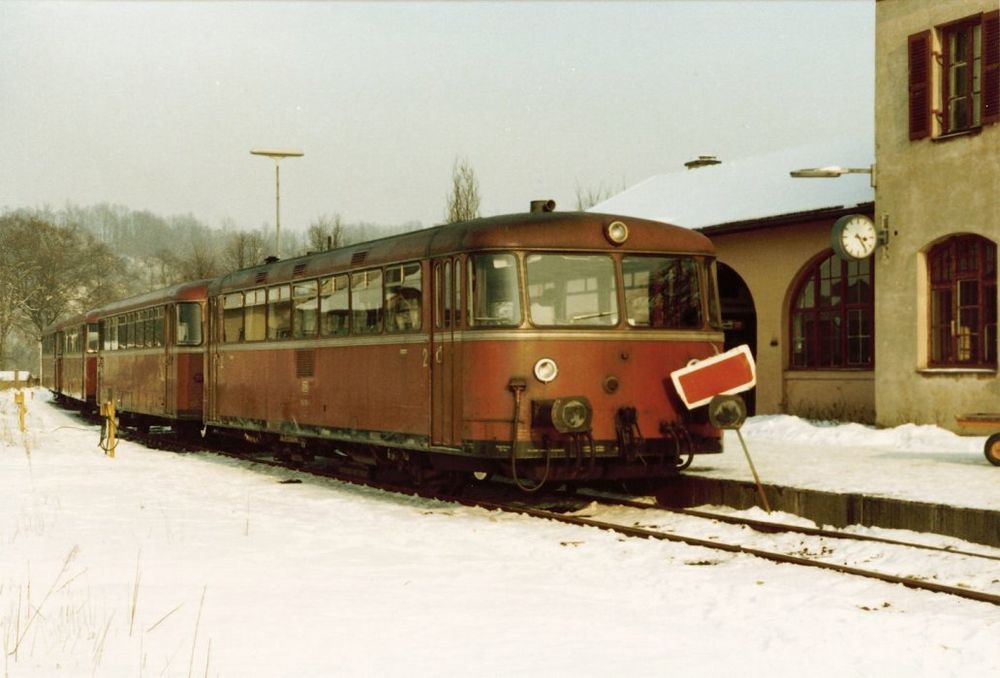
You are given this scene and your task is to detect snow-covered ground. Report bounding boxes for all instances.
[696,416,997,510]
[1,390,998,677]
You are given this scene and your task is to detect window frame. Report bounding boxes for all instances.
[941,16,983,134]
[384,262,423,334]
[927,234,997,369]
[622,254,705,330]
[789,251,875,370]
[467,252,522,328]
[525,253,619,328]
[907,11,999,140]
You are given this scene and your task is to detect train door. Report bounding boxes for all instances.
[431,257,462,447]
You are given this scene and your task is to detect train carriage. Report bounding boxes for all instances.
[95,280,210,429]
[41,312,100,408]
[205,210,726,489]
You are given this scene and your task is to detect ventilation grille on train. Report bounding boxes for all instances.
[292,263,307,279]
[351,251,367,266]
[295,350,316,379]
[255,271,268,285]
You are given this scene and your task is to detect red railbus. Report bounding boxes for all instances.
[204,211,725,489]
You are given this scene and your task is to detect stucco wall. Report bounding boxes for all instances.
[709,215,876,422]
[875,0,1000,431]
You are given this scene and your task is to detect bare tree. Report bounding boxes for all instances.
[445,157,481,224]
[575,182,623,211]
[176,243,221,281]
[222,230,265,272]
[0,213,124,342]
[307,213,346,252]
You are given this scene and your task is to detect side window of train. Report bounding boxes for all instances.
[434,261,453,329]
[222,293,244,343]
[153,306,165,347]
[468,253,521,327]
[137,309,148,348]
[103,317,114,351]
[176,303,202,346]
[87,323,100,353]
[267,285,292,340]
[244,288,267,341]
[385,262,422,333]
[120,313,132,349]
[351,269,383,335]
[293,281,319,339]
[319,275,350,337]
[622,256,703,329]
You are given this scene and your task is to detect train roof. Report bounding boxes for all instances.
[211,211,714,293]
[42,312,88,335]
[93,279,213,318]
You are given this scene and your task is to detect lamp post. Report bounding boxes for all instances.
[789,164,875,188]
[250,148,304,258]
[790,163,887,251]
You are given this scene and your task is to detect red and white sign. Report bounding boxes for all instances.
[670,344,756,409]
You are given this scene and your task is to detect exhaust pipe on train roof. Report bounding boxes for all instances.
[530,199,556,213]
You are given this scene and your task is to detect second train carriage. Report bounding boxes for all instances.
[94,279,210,429]
[204,210,726,488]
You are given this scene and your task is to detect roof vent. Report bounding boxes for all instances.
[684,155,721,170]
[530,199,556,213]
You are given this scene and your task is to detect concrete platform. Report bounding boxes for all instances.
[658,476,999,547]
[667,416,999,547]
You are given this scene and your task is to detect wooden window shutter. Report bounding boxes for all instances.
[984,11,1000,126]
[908,30,932,140]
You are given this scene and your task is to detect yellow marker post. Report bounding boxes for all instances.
[14,390,26,433]
[99,400,117,458]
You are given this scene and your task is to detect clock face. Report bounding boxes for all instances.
[831,215,877,259]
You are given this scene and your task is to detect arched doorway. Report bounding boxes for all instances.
[718,262,757,414]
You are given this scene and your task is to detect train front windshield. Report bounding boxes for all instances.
[526,254,618,327]
[622,256,703,329]
[468,251,721,330]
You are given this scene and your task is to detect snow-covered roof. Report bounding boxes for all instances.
[590,137,874,230]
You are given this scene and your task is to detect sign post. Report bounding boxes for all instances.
[670,346,770,512]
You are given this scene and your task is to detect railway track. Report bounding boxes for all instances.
[121,424,1000,607]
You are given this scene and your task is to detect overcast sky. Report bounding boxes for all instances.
[0,1,874,231]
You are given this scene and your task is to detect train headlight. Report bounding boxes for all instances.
[532,396,593,433]
[552,397,592,433]
[604,220,629,246]
[533,358,559,383]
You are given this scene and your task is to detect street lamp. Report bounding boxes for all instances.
[789,164,875,187]
[251,148,304,259]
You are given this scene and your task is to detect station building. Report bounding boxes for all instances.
[593,0,998,432]
[874,0,998,430]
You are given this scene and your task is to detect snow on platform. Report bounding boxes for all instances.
[688,416,997,512]
[1,391,998,677]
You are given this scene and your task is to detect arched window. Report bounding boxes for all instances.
[790,252,874,369]
[928,235,997,368]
